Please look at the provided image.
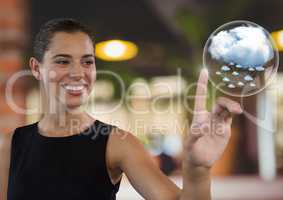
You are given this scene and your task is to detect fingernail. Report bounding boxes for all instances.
[238,106,243,113]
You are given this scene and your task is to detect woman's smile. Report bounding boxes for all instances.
[61,83,88,96]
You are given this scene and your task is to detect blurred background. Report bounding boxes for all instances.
[1,0,283,199]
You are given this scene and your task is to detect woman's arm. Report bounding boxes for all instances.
[109,131,181,200]
[0,132,13,200]
[111,130,212,200]
[110,69,242,200]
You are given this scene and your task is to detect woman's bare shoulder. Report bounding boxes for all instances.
[107,127,140,164]
[110,127,141,150]
[108,127,149,165]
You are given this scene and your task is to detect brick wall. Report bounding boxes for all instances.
[0,0,27,134]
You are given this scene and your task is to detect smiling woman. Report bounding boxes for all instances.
[1,19,125,200]
[30,21,96,110]
[33,31,96,109]
[0,18,243,200]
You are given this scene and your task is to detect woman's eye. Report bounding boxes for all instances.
[82,60,94,66]
[55,60,69,65]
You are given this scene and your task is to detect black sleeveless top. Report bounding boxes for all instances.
[7,120,122,200]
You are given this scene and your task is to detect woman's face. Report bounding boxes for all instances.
[33,32,96,110]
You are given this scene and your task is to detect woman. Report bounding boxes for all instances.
[0,18,242,200]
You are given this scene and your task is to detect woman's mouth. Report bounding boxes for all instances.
[61,84,87,96]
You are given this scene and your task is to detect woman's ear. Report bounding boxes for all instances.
[29,57,42,80]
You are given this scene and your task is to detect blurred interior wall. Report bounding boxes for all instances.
[0,0,27,134]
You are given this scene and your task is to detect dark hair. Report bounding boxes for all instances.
[33,18,95,62]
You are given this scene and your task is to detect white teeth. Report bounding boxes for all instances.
[63,85,84,91]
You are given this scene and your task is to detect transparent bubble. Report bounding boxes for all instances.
[203,20,279,97]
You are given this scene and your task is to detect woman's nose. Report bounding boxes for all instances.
[69,63,84,79]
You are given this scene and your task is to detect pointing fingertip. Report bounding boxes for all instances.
[234,107,243,114]
[236,104,243,113]
[232,102,243,114]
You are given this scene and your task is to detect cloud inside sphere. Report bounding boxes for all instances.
[208,26,274,67]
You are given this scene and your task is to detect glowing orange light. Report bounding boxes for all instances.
[95,40,138,61]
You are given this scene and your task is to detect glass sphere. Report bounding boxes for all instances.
[203,20,279,97]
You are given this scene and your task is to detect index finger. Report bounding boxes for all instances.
[194,68,209,113]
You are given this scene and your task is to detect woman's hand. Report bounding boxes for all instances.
[185,68,243,169]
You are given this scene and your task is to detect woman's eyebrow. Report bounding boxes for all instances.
[52,54,72,59]
[82,54,95,58]
[51,54,94,59]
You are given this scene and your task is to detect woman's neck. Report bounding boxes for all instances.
[39,107,95,137]
[38,88,96,136]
